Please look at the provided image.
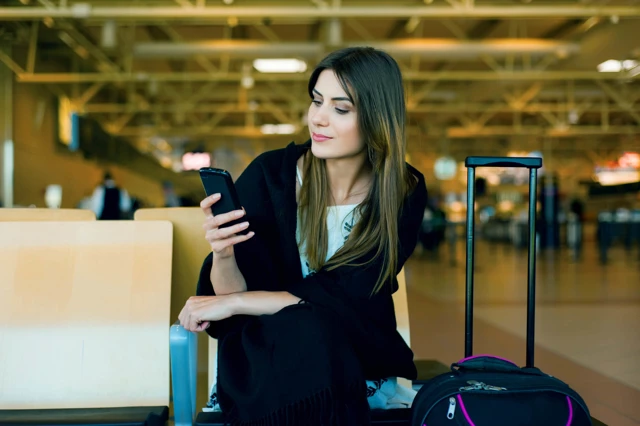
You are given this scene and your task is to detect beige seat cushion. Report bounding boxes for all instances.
[0,221,172,409]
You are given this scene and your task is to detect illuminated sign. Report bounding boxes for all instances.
[594,152,640,186]
[182,152,211,171]
[434,156,457,180]
[619,152,640,169]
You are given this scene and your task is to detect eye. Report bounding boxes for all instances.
[335,108,349,115]
[311,99,322,106]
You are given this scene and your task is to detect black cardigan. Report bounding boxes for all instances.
[197,140,428,425]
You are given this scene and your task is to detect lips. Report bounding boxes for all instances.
[312,132,332,142]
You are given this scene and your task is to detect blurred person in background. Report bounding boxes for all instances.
[91,171,131,220]
[162,181,181,207]
[419,196,447,255]
[178,47,427,425]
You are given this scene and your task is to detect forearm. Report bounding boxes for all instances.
[231,291,301,316]
[210,255,247,295]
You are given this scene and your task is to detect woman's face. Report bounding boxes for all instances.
[308,69,365,161]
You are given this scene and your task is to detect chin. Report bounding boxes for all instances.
[310,142,331,159]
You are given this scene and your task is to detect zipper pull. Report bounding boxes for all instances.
[459,382,483,392]
[447,396,456,420]
[484,384,507,391]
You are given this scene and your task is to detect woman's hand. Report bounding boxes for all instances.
[200,194,255,259]
[178,295,238,332]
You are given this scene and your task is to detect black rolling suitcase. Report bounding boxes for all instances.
[411,156,592,426]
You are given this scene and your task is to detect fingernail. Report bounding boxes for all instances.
[240,221,249,228]
[235,210,244,218]
[211,193,221,199]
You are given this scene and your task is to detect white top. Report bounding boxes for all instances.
[295,166,359,277]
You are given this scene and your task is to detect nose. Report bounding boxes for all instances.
[310,105,329,127]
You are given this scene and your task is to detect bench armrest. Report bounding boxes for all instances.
[170,321,198,426]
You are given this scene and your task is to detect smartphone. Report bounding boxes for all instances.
[199,167,248,234]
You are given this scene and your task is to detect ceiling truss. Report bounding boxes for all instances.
[1,0,639,166]
[2,4,640,20]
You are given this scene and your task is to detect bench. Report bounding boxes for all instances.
[0,220,173,426]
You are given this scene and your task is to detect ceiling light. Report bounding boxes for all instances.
[597,59,639,72]
[568,110,579,124]
[100,20,117,49]
[241,76,254,89]
[253,59,307,73]
[260,124,297,135]
[70,3,91,18]
[598,59,622,72]
[241,62,254,88]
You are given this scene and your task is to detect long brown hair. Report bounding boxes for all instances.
[298,47,417,294]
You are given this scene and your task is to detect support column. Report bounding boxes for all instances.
[0,43,14,208]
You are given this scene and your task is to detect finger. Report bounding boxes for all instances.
[202,216,218,231]
[200,194,221,217]
[186,296,209,302]
[189,314,202,333]
[195,321,210,332]
[210,231,255,253]
[183,313,194,332]
[211,209,246,228]
[178,305,188,327]
[207,221,249,241]
[189,296,215,302]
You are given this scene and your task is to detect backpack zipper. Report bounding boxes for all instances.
[459,380,508,392]
[446,396,456,420]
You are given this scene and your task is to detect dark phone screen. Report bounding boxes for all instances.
[199,168,248,234]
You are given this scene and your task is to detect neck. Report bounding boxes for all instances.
[324,151,372,205]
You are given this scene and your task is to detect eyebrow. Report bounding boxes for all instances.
[312,89,352,103]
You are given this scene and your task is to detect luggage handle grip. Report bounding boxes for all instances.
[465,156,542,169]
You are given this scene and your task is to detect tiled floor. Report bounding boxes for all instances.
[406,238,640,426]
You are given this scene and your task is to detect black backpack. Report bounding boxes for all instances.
[410,354,591,425]
[411,157,592,426]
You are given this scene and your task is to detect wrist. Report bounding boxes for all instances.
[212,252,235,264]
[227,292,244,316]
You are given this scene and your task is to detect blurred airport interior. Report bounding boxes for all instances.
[0,1,639,425]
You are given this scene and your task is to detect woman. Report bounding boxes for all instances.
[179,46,428,425]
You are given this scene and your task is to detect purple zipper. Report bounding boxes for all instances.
[456,394,476,426]
[457,354,518,367]
[566,396,574,425]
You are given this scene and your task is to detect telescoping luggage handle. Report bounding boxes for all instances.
[464,156,542,368]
